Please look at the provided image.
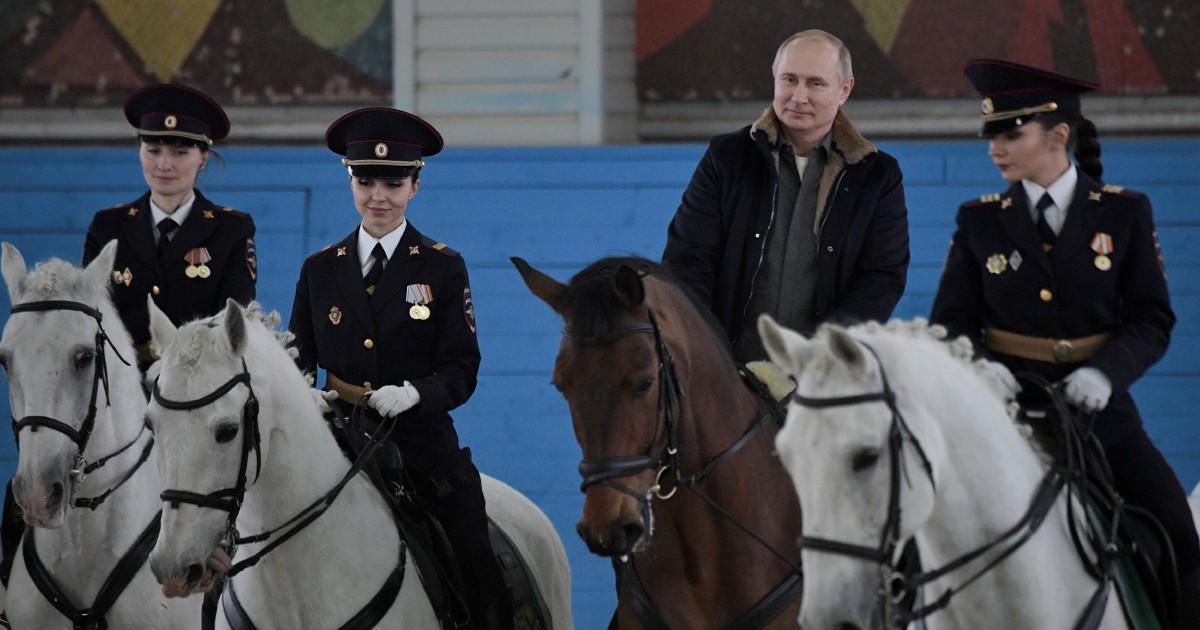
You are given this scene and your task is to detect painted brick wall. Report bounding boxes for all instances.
[1,139,1197,627]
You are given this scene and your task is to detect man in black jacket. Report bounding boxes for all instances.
[662,29,909,362]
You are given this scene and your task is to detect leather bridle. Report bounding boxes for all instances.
[154,359,261,558]
[790,342,1073,628]
[8,299,150,510]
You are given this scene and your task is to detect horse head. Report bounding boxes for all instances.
[0,240,139,528]
[515,256,714,557]
[760,316,946,629]
[146,298,266,596]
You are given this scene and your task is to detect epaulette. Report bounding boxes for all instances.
[965,193,1002,207]
[1100,184,1138,198]
[420,236,459,257]
[219,206,249,217]
[97,204,135,216]
[309,243,340,260]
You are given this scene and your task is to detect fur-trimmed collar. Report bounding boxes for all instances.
[751,106,876,164]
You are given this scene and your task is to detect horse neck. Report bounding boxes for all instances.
[237,366,353,533]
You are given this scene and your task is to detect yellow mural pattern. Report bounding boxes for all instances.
[96,0,222,83]
[848,0,912,55]
[284,0,384,50]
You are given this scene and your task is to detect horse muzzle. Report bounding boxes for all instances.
[11,473,67,528]
[577,487,649,556]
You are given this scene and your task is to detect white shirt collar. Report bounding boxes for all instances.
[149,192,197,234]
[1021,164,1078,214]
[357,220,407,268]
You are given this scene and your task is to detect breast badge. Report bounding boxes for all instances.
[328,306,342,325]
[1008,250,1023,271]
[111,268,133,286]
[184,248,212,278]
[1090,232,1113,271]
[986,253,1008,275]
[406,284,432,320]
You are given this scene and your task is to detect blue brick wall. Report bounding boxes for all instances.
[1,140,1197,628]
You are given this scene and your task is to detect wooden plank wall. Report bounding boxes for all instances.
[408,0,637,145]
[0,139,1196,627]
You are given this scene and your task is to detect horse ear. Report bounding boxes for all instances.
[613,266,645,308]
[223,299,248,356]
[147,295,177,352]
[83,240,119,292]
[758,313,809,374]
[1,242,27,303]
[511,257,568,314]
[825,326,869,375]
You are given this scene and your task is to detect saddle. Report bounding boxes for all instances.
[331,406,551,630]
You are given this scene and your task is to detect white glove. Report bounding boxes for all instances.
[981,360,1021,398]
[1062,367,1112,413]
[309,388,338,413]
[368,382,420,418]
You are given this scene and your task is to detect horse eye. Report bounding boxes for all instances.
[74,350,95,370]
[852,449,880,472]
[215,424,240,444]
[632,377,654,399]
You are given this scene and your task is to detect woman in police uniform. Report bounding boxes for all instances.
[287,108,510,630]
[1,83,258,587]
[82,83,257,369]
[930,59,1199,626]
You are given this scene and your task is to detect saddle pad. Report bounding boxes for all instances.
[488,517,552,630]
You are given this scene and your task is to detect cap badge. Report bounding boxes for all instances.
[164,115,178,129]
[375,143,388,158]
[980,98,994,115]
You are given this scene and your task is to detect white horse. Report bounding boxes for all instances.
[145,298,573,629]
[0,241,200,628]
[759,316,1132,630]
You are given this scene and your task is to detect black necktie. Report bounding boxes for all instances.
[1035,193,1057,246]
[156,218,178,258]
[363,244,387,295]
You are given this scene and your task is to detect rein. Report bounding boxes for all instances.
[153,361,400,580]
[790,343,1098,628]
[567,301,803,628]
[8,299,148,509]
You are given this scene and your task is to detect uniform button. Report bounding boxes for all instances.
[826,246,834,252]
[152,285,160,295]
[1039,289,1053,302]
[363,381,372,390]
[363,338,374,349]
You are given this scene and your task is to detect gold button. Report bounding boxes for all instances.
[363,338,374,349]
[152,285,160,295]
[363,381,372,390]
[1039,289,1052,302]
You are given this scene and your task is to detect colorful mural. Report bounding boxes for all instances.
[636,0,1199,101]
[0,0,391,107]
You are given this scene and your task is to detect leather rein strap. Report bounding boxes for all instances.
[568,301,801,629]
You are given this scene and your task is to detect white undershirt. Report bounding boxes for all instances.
[1021,165,1077,236]
[149,193,196,241]
[357,220,407,276]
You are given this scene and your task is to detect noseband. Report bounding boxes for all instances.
[571,306,684,507]
[8,300,150,509]
[154,359,261,553]
[791,342,1070,628]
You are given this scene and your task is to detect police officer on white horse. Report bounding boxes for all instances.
[288,108,512,630]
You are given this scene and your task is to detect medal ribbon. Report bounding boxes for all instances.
[1090,233,1113,255]
[405,284,433,305]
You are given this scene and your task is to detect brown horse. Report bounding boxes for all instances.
[513,256,803,629]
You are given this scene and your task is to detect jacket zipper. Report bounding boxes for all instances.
[740,178,778,329]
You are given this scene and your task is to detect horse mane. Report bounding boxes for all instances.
[565,256,733,363]
[165,301,310,384]
[17,257,107,303]
[830,318,1043,456]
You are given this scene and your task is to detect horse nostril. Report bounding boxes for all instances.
[186,563,205,587]
[49,482,64,504]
